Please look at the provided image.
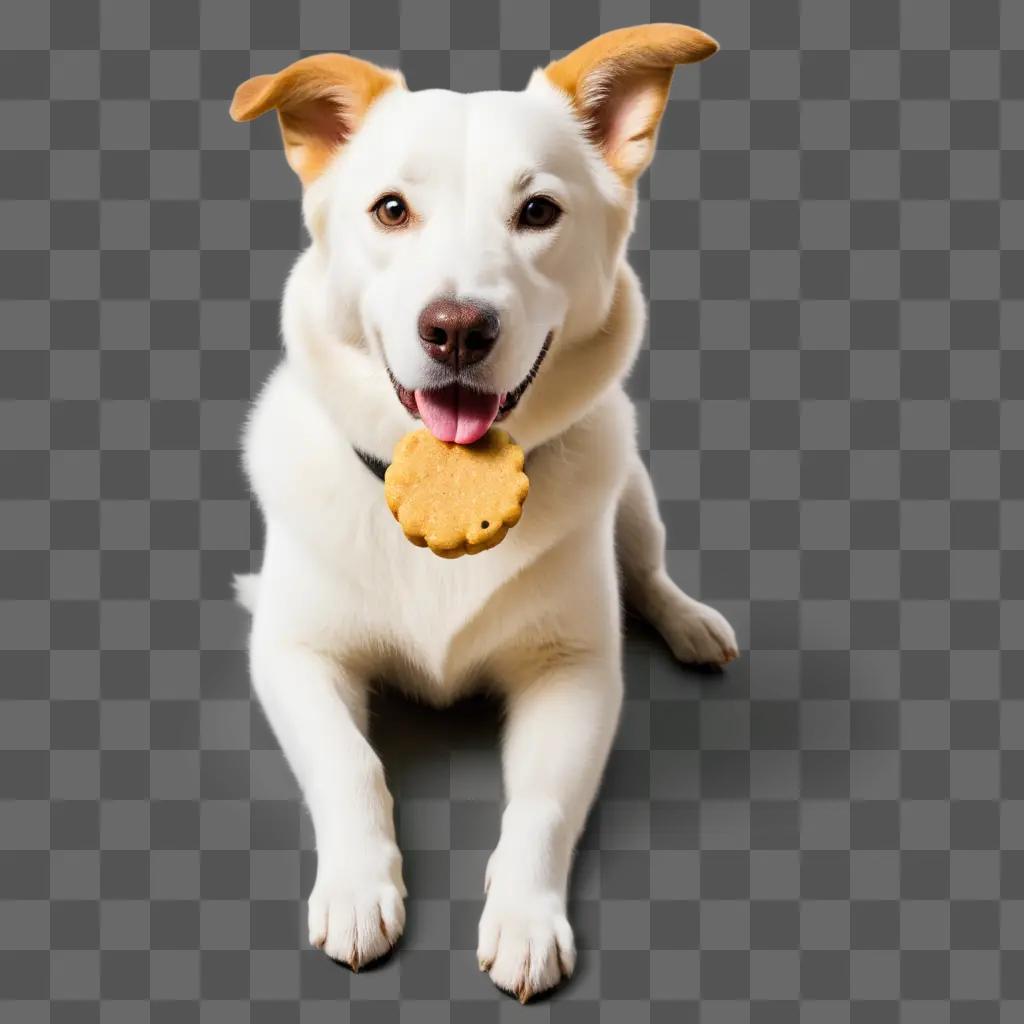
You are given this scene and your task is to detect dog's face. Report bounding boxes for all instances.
[232,25,717,444]
[318,85,625,443]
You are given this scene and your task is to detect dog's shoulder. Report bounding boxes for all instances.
[242,360,366,530]
[528,385,636,501]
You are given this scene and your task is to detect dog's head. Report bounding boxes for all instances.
[232,25,716,445]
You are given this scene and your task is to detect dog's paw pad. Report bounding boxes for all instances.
[477,891,575,1002]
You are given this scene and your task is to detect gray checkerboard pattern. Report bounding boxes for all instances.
[2,0,1023,1019]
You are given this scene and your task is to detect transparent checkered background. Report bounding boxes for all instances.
[2,0,1023,1019]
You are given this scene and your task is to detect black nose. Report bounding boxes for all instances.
[417,297,500,370]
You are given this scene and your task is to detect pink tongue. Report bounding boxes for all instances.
[414,384,501,445]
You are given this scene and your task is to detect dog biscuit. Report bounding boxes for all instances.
[384,428,529,558]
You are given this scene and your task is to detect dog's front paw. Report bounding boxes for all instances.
[664,598,738,666]
[477,888,575,1003]
[307,841,406,970]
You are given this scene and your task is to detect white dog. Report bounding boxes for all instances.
[230,23,736,1002]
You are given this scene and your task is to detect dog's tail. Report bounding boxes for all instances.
[233,573,260,614]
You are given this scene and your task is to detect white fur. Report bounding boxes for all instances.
[241,70,736,1000]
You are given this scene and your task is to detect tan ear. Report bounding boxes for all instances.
[230,53,405,186]
[540,23,718,183]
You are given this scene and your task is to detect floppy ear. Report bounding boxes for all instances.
[539,23,718,183]
[230,53,405,186]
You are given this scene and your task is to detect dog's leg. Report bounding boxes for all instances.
[478,653,622,1002]
[250,635,405,969]
[616,451,738,664]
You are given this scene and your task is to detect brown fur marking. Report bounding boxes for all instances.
[543,23,718,183]
[230,53,404,186]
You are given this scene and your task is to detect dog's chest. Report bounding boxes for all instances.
[353,488,556,683]
[249,366,634,688]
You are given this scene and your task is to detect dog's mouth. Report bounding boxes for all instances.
[386,333,552,445]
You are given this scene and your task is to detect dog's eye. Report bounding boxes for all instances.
[516,196,562,231]
[372,194,410,228]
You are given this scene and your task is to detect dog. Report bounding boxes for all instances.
[230,22,736,1002]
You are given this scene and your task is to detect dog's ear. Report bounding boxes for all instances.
[230,53,406,186]
[539,23,717,183]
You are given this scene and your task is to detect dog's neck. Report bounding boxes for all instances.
[279,248,645,464]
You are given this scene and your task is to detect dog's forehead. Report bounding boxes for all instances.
[359,86,578,168]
